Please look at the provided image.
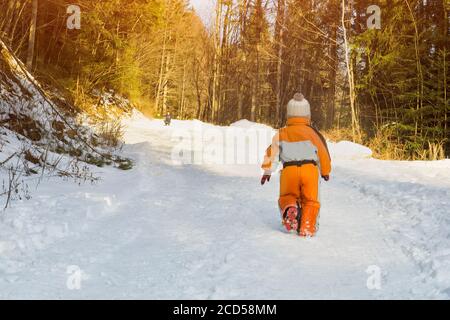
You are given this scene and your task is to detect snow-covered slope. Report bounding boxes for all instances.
[0,40,127,176]
[1,40,92,153]
[0,114,449,299]
[0,40,133,210]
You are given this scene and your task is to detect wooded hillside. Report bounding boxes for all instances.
[1,0,448,159]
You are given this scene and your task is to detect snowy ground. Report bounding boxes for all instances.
[1,113,449,299]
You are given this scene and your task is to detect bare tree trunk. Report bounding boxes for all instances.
[326,19,338,129]
[251,77,256,122]
[405,0,424,139]
[237,82,243,120]
[219,2,231,124]
[155,25,169,115]
[444,0,448,139]
[251,0,262,123]
[211,0,223,122]
[250,43,260,122]
[180,63,187,119]
[162,54,171,115]
[341,0,361,141]
[275,0,285,127]
[236,0,248,121]
[26,0,38,69]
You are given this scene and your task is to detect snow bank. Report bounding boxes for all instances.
[230,119,274,131]
[328,141,373,160]
[231,120,374,161]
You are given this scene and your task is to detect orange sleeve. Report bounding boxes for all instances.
[261,132,280,174]
[310,130,331,176]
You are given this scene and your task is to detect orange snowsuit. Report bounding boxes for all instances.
[262,117,331,236]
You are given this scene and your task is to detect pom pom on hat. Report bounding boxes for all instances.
[287,93,311,119]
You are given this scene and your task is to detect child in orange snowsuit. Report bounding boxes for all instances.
[261,93,331,237]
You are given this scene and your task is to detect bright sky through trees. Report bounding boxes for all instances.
[190,0,214,24]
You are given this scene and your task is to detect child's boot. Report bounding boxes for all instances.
[282,206,299,232]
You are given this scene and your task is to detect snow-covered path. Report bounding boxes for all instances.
[1,115,449,299]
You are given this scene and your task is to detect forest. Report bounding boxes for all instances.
[0,0,449,160]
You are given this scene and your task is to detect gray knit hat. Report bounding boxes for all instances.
[286,93,311,119]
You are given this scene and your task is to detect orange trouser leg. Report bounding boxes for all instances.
[298,164,320,237]
[279,166,301,213]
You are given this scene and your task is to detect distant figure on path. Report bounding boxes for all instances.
[164,112,172,126]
